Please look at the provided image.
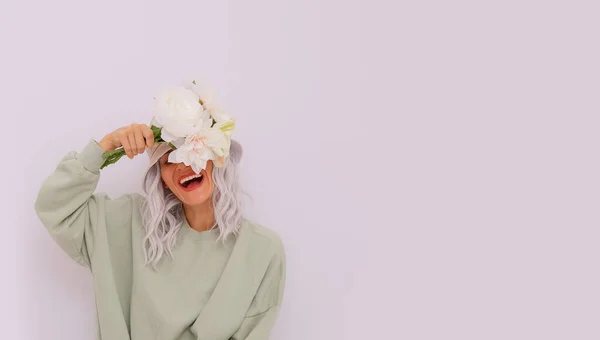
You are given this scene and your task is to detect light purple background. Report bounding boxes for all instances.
[1,0,598,339]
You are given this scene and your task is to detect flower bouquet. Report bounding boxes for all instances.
[100,80,235,173]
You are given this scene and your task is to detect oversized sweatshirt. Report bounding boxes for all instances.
[34,139,286,340]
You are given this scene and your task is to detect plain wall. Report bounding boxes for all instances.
[2,0,599,339]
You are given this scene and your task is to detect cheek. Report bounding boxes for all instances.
[205,172,215,194]
[206,176,215,193]
[160,167,173,187]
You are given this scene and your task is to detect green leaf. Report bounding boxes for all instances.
[100,149,127,170]
[151,125,165,143]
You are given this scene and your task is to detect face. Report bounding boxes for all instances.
[158,150,215,208]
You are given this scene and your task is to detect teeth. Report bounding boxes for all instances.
[180,173,203,185]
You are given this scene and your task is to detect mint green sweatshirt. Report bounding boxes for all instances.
[34,139,286,340]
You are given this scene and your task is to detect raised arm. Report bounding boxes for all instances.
[34,123,155,268]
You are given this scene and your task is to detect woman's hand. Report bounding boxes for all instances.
[98,123,156,159]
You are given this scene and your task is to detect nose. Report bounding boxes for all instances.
[175,162,191,172]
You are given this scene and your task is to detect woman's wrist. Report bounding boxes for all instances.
[98,135,115,152]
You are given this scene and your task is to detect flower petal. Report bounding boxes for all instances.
[208,107,232,123]
[189,82,214,107]
[160,128,179,143]
[167,151,178,164]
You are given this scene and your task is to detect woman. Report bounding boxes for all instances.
[34,123,286,340]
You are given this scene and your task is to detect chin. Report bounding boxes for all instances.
[174,182,213,207]
[179,194,212,207]
[174,184,213,205]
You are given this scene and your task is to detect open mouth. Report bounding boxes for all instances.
[178,173,204,191]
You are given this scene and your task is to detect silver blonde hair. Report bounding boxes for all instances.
[139,140,244,269]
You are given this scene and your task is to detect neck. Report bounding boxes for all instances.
[183,200,215,232]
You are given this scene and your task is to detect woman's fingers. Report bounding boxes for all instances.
[106,123,154,159]
[141,124,155,148]
[119,129,134,159]
[127,132,138,159]
[132,124,146,155]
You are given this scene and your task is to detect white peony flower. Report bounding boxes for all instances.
[189,81,231,122]
[208,107,233,124]
[187,80,235,137]
[152,86,211,142]
[189,82,216,109]
[167,127,230,173]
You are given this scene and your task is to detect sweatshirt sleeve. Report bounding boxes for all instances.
[34,139,135,269]
[230,240,287,340]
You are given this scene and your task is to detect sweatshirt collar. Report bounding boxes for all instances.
[179,217,220,243]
